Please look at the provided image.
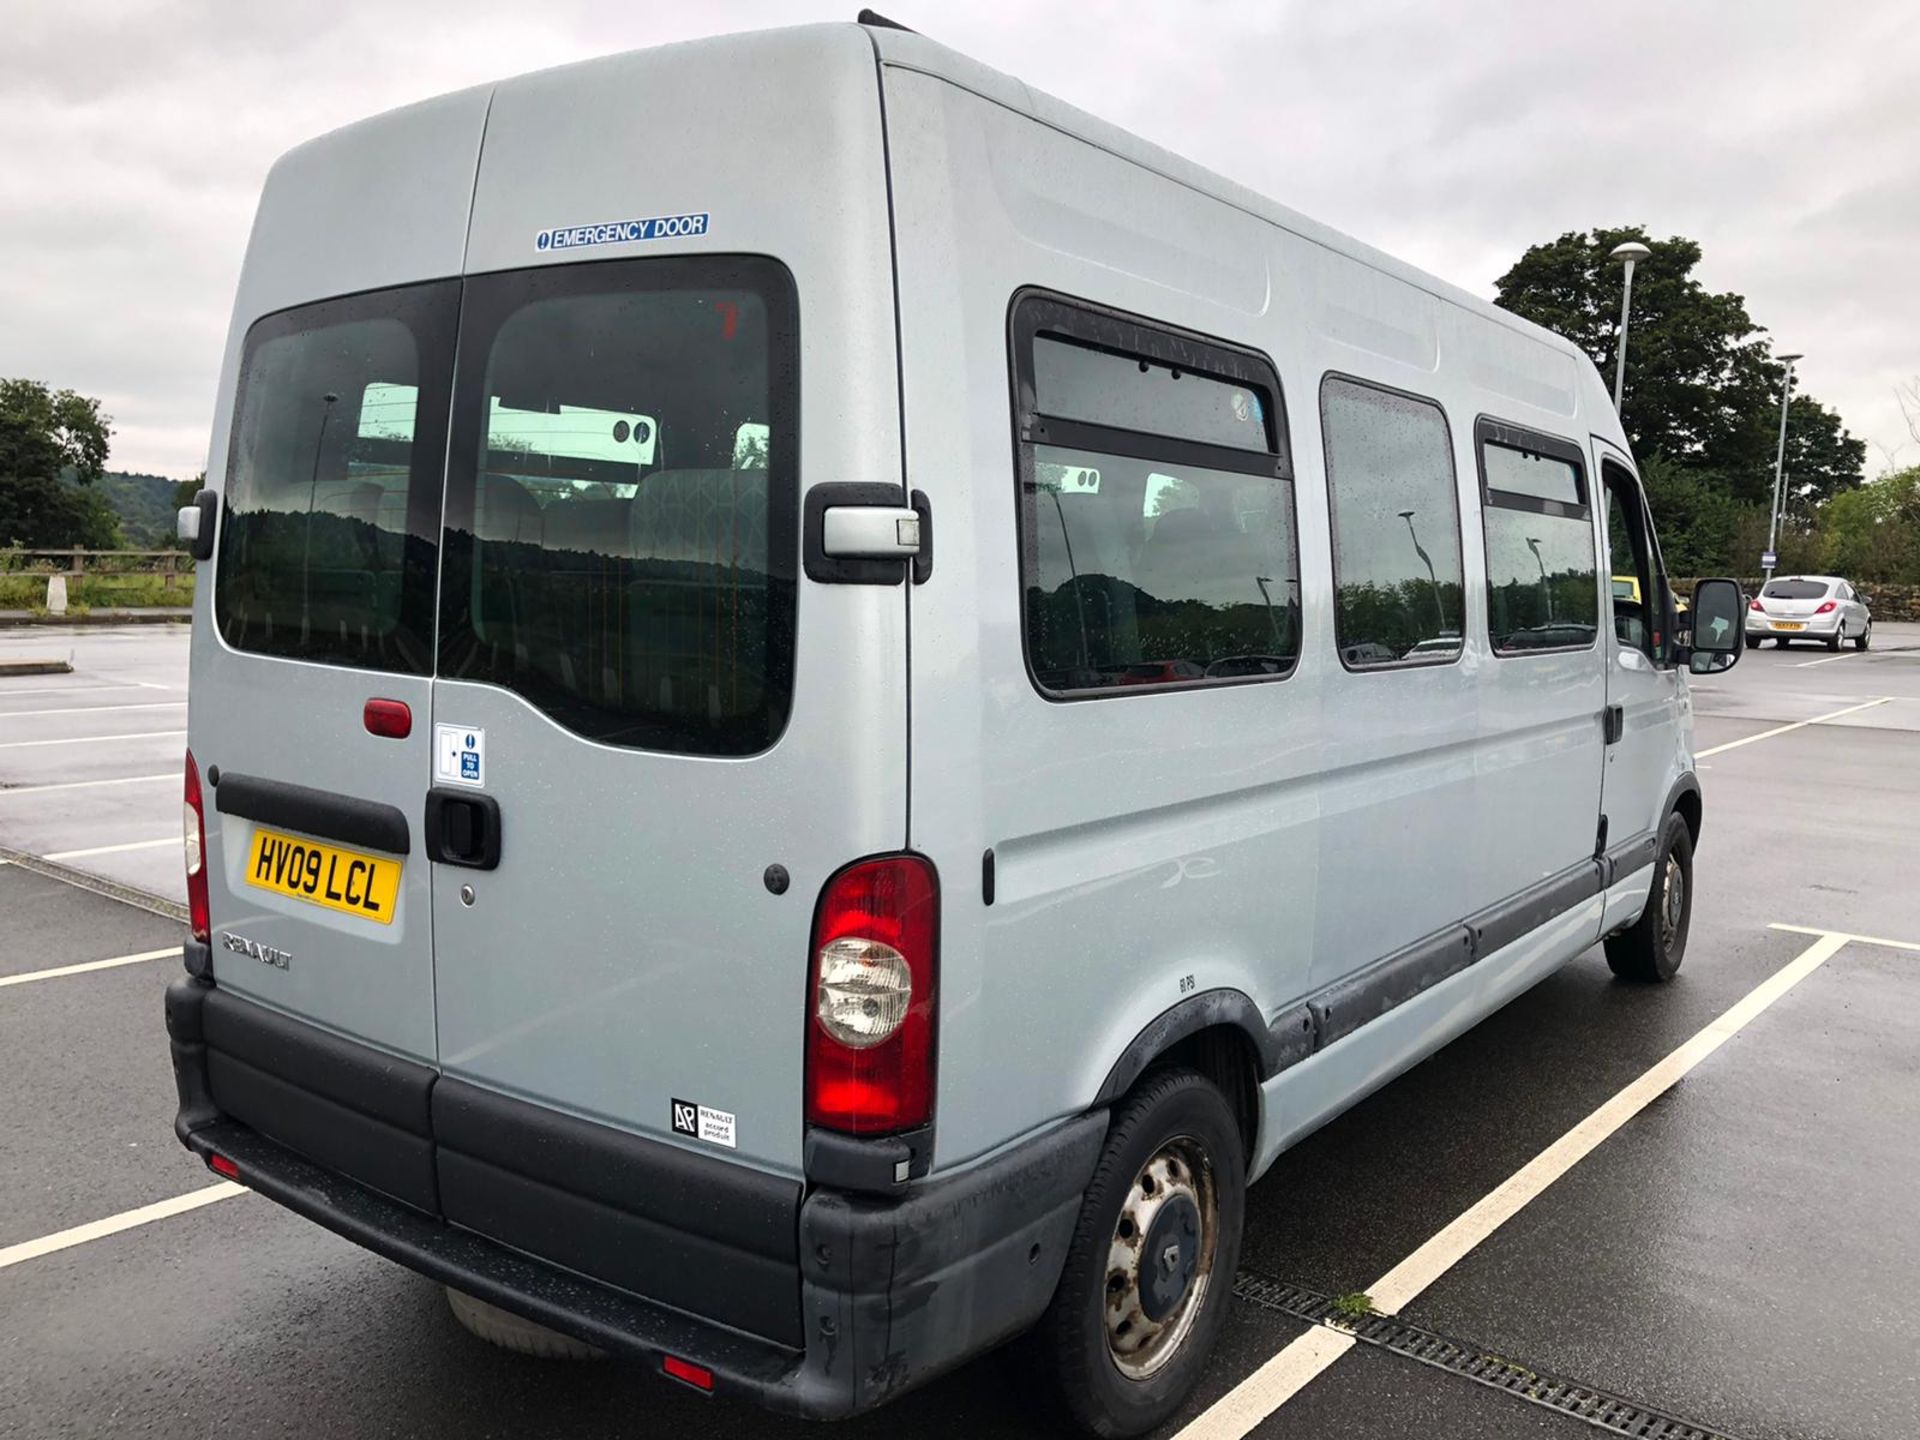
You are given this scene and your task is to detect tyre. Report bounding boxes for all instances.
[445,1287,606,1360]
[1604,811,1693,983]
[1023,1069,1246,1438]
[1855,620,1871,651]
[1774,637,1789,648]
[1744,634,1760,650]
[1826,624,1843,652]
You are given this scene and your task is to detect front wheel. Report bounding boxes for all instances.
[1024,1069,1246,1438]
[1774,636,1790,648]
[1604,811,1694,982]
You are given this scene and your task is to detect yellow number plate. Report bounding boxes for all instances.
[1773,621,1806,631]
[244,827,401,924]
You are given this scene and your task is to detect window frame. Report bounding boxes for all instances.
[1475,415,1601,659]
[1318,371,1468,675]
[1007,288,1298,703]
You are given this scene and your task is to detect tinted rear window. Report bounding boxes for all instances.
[1762,579,1830,599]
[215,283,457,672]
[436,256,798,756]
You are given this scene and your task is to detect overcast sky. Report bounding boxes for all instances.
[3,0,1915,479]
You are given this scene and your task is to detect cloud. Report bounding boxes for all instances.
[1,0,1912,475]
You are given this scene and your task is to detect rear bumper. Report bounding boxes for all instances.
[167,973,1104,1419]
[1746,616,1840,636]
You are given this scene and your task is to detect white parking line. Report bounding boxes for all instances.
[1695,697,1894,758]
[44,837,179,862]
[0,773,175,797]
[0,1183,245,1272]
[0,729,186,750]
[1794,651,1861,668]
[0,946,182,989]
[1770,921,1920,954]
[1175,928,1854,1440]
[0,700,187,718]
[0,683,152,697]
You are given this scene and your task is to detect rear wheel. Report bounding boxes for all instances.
[444,1287,605,1360]
[1855,620,1871,651]
[1025,1069,1246,1438]
[1744,634,1761,650]
[1604,811,1693,983]
[1826,624,1844,652]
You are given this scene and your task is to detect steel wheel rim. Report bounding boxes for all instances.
[1103,1136,1218,1380]
[1660,853,1685,948]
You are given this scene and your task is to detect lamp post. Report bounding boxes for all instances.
[1765,354,1802,583]
[1609,241,1652,413]
[1526,536,1553,622]
[1398,509,1446,633]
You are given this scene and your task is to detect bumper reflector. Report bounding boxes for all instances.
[662,1354,713,1392]
[207,1153,240,1181]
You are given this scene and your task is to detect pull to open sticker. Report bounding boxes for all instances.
[434,724,486,788]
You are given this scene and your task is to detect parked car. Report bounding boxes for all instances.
[1745,575,1872,651]
[164,20,1748,1437]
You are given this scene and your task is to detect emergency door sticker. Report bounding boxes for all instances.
[534,213,711,253]
[671,1097,737,1149]
[435,724,486,788]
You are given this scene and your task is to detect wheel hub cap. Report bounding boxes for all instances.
[1104,1138,1218,1380]
[1661,854,1685,946]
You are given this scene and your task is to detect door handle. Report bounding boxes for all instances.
[1603,704,1625,745]
[426,788,501,870]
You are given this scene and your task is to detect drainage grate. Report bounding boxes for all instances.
[0,846,188,923]
[1235,1271,1747,1440]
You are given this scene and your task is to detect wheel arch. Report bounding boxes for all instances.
[1093,990,1272,1161]
[1666,772,1702,849]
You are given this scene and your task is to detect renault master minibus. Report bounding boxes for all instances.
[167,17,1746,1435]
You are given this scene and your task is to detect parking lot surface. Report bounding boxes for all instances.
[3,622,1917,1439]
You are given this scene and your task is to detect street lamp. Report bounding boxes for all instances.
[1609,241,1652,413]
[1398,509,1447,633]
[1526,535,1554,622]
[1765,354,1802,583]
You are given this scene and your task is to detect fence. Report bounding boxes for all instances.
[0,549,195,586]
[0,549,197,613]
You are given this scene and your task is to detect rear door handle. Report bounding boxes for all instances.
[425,788,501,870]
[1603,704,1625,745]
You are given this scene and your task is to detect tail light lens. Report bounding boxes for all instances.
[1749,597,1765,612]
[1814,600,1837,614]
[183,750,210,944]
[806,855,938,1135]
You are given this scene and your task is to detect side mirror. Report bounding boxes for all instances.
[1687,577,1743,674]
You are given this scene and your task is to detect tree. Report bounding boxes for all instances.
[0,378,120,548]
[1492,228,1864,507]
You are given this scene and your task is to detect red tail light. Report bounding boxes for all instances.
[1814,600,1837,614]
[1749,597,1765,612]
[184,750,210,944]
[806,855,938,1135]
[661,1354,713,1392]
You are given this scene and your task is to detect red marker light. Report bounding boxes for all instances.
[662,1354,713,1392]
[363,699,412,739]
[207,1154,240,1181]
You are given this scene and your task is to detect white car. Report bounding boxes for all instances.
[1745,575,1872,651]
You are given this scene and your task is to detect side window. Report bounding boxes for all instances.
[1601,458,1664,662]
[1477,421,1599,654]
[1320,376,1464,668]
[1012,293,1299,695]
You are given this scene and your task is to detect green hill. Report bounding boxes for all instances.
[72,471,194,549]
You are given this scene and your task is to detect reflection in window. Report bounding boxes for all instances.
[1023,445,1298,692]
[1486,511,1598,651]
[1320,378,1464,667]
[1033,334,1272,453]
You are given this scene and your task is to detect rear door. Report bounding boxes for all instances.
[427,36,907,1177]
[199,280,458,1063]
